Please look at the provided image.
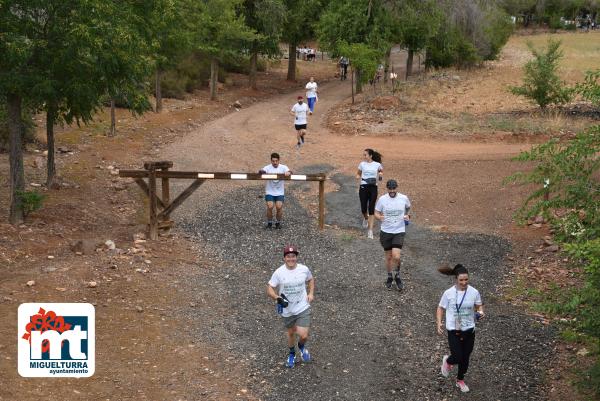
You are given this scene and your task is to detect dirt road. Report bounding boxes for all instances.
[162,79,554,399]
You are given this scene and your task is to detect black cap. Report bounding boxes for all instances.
[386,179,398,189]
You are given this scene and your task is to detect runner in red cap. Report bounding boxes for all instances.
[267,245,315,368]
[290,95,309,149]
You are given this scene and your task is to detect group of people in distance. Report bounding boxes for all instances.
[296,46,317,61]
[262,80,485,393]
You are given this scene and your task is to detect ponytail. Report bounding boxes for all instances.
[365,148,382,163]
[438,263,468,276]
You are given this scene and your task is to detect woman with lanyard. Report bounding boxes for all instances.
[357,149,383,239]
[436,263,485,393]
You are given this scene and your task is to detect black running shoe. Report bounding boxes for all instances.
[394,274,403,290]
[266,222,273,229]
[275,222,282,229]
[385,276,393,290]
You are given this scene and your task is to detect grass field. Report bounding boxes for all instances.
[509,31,600,79]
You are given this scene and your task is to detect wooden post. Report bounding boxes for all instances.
[148,166,158,240]
[161,169,170,208]
[318,179,325,230]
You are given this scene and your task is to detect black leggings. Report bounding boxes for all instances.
[447,329,475,380]
[359,185,378,215]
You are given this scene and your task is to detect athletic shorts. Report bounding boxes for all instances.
[295,124,307,130]
[265,194,285,202]
[283,307,311,329]
[359,184,378,215]
[380,231,405,251]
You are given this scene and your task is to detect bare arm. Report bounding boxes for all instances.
[436,306,445,335]
[475,303,485,319]
[375,209,384,221]
[267,285,279,301]
[306,278,315,303]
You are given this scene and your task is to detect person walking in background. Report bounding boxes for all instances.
[374,179,411,290]
[436,263,485,393]
[258,153,291,229]
[305,77,319,114]
[290,95,309,149]
[357,149,383,238]
[267,245,315,368]
[339,56,349,80]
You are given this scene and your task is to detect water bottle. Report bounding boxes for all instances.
[475,312,481,321]
[277,303,283,315]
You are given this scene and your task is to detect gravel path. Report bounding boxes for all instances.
[177,169,555,400]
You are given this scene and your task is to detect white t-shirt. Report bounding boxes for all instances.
[268,263,313,317]
[438,285,482,331]
[375,193,411,233]
[291,102,309,125]
[305,82,318,98]
[261,164,289,196]
[358,161,382,185]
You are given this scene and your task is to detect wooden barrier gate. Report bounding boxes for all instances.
[119,161,327,239]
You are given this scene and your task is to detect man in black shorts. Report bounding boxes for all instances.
[290,96,309,149]
[374,179,411,290]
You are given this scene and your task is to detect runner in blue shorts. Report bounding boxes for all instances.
[258,153,292,229]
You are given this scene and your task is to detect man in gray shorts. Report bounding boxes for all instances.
[375,179,411,290]
[267,245,315,368]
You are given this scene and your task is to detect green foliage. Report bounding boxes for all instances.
[509,39,574,109]
[425,25,480,69]
[576,70,600,109]
[506,125,600,242]
[509,125,600,396]
[338,42,381,84]
[16,190,46,218]
[482,7,514,60]
[396,0,443,54]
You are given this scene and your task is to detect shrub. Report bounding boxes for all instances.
[16,190,46,218]
[509,39,574,109]
[426,25,480,69]
[506,125,600,242]
[576,70,600,110]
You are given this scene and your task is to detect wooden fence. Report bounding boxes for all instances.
[119,161,327,239]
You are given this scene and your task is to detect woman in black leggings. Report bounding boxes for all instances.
[356,149,383,239]
[436,264,485,393]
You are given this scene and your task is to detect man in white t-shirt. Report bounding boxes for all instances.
[290,96,309,149]
[374,179,411,290]
[267,245,315,368]
[258,152,291,229]
[305,77,318,115]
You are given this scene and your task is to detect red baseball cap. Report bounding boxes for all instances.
[297,95,303,100]
[283,245,299,256]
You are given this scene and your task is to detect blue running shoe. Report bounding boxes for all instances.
[286,353,295,368]
[300,347,311,362]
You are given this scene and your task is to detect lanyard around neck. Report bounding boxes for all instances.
[455,286,468,314]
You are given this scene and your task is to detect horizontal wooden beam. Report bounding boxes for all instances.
[120,170,326,181]
[144,161,173,170]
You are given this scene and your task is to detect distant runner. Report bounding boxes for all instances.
[291,96,309,149]
[305,77,318,114]
[357,148,383,239]
[258,152,291,229]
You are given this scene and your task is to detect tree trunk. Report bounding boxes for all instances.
[406,48,414,80]
[351,67,355,104]
[210,57,218,100]
[46,104,57,187]
[7,93,25,225]
[109,98,116,136]
[287,42,297,81]
[355,69,362,94]
[249,51,258,90]
[384,47,391,83]
[155,69,163,113]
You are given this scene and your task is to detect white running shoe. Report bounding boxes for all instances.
[456,380,469,393]
[367,230,374,239]
[362,219,368,228]
[440,355,451,378]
